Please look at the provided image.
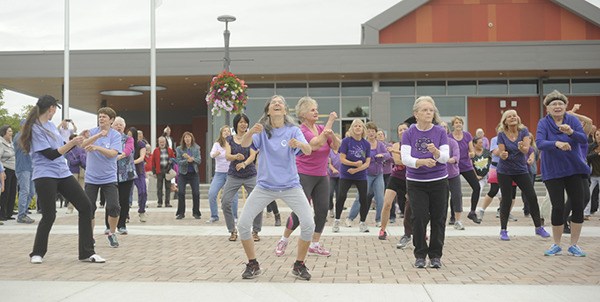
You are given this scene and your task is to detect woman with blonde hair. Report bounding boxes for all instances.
[332,118,371,233]
[401,96,449,268]
[496,109,549,241]
[207,125,238,223]
[274,96,339,257]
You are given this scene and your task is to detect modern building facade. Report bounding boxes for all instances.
[1,0,600,182]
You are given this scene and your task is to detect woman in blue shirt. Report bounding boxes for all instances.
[238,95,315,281]
[19,95,104,264]
[536,90,590,257]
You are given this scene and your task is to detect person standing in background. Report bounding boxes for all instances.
[58,119,78,143]
[152,136,175,208]
[14,122,36,224]
[0,125,17,221]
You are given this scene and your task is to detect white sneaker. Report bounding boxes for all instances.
[345,218,353,227]
[81,254,106,263]
[30,255,43,264]
[332,219,340,232]
[476,208,485,220]
[359,222,369,233]
[509,214,518,222]
[454,220,465,230]
[375,221,382,227]
[139,212,147,223]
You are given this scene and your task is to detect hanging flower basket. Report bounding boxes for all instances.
[205,71,248,116]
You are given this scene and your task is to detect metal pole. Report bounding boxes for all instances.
[150,0,157,149]
[63,0,70,119]
[218,15,235,125]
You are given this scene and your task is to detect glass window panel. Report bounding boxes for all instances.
[448,81,476,95]
[416,81,446,96]
[572,79,600,94]
[509,80,538,95]
[246,83,274,98]
[435,96,466,118]
[341,82,372,96]
[275,83,307,98]
[308,82,339,97]
[342,97,370,118]
[543,80,570,95]
[389,97,416,142]
[243,98,266,125]
[379,81,415,96]
[478,80,508,95]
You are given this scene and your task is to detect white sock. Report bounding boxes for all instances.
[310,242,319,248]
[280,236,288,242]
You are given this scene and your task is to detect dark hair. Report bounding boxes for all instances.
[20,98,56,153]
[233,113,250,134]
[0,125,11,137]
[472,137,482,145]
[98,107,117,120]
[129,127,142,159]
[179,131,196,149]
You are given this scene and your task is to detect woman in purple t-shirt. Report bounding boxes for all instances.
[401,96,449,269]
[496,110,549,241]
[449,116,481,224]
[332,118,371,233]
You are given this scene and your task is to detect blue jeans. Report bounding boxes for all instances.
[16,170,36,219]
[208,172,238,219]
[349,173,385,222]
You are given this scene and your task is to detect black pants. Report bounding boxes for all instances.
[546,175,586,225]
[408,179,448,259]
[156,172,171,206]
[498,173,541,229]
[0,168,17,219]
[31,176,96,259]
[266,200,279,214]
[461,170,481,212]
[106,180,133,230]
[335,178,368,221]
[564,176,590,223]
[328,177,339,211]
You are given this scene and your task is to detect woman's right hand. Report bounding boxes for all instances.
[235,153,245,161]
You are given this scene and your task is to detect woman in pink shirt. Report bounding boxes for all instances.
[274,96,339,257]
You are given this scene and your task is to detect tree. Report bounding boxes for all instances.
[0,90,24,132]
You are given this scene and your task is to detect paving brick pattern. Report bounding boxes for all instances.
[1,208,599,285]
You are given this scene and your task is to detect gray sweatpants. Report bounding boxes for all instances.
[238,186,315,241]
[221,176,262,233]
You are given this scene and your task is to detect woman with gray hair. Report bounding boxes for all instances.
[274,96,339,257]
[0,125,17,221]
[536,90,589,257]
[238,95,315,280]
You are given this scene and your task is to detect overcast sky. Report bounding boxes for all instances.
[2,0,600,131]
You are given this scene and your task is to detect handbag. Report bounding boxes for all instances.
[165,168,177,181]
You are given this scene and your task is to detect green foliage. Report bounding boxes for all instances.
[0,92,24,132]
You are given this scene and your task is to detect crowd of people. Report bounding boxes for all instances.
[1,90,596,280]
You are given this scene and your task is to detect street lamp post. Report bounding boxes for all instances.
[218,14,236,125]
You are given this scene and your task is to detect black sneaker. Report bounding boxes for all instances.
[242,261,261,279]
[429,258,442,268]
[448,217,455,225]
[415,258,426,268]
[292,261,311,280]
[467,211,481,224]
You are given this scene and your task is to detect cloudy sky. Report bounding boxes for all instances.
[2,0,600,130]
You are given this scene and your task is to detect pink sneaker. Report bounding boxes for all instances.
[275,239,288,257]
[308,244,331,257]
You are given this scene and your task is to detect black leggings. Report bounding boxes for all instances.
[335,178,368,221]
[287,174,329,233]
[564,176,590,223]
[461,170,481,212]
[498,173,541,229]
[32,176,95,259]
[545,174,586,225]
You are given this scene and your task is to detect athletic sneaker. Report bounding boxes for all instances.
[378,230,387,240]
[397,235,411,249]
[117,227,128,235]
[308,244,331,257]
[108,233,119,248]
[415,258,426,268]
[375,221,381,227]
[80,254,106,263]
[139,212,147,222]
[467,211,481,224]
[30,255,43,264]
[454,221,465,230]
[104,228,110,235]
[358,222,369,233]
[448,217,455,225]
[292,261,311,281]
[535,226,550,238]
[345,218,353,227]
[508,214,518,222]
[567,245,587,257]
[242,261,261,279]
[476,208,485,220]
[275,239,288,257]
[207,217,219,223]
[544,244,562,256]
[499,230,510,241]
[429,258,442,268]
[332,219,340,233]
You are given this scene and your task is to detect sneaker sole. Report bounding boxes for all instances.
[291,271,311,281]
[544,252,562,256]
[242,270,261,279]
[568,252,586,257]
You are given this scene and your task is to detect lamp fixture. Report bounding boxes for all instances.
[100,90,143,96]
[128,85,167,91]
